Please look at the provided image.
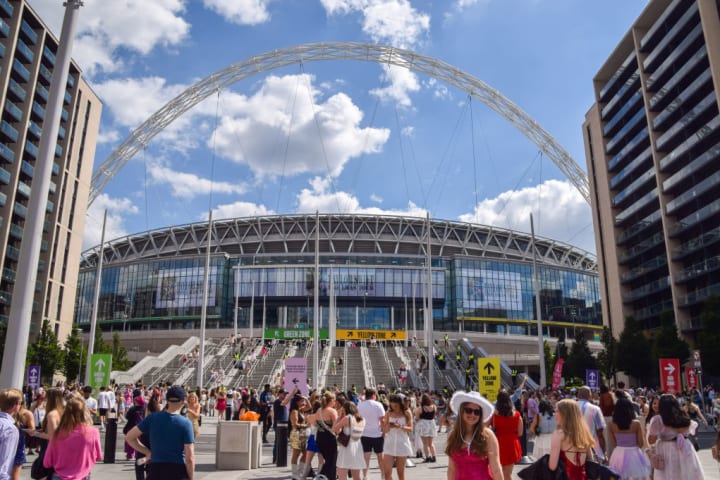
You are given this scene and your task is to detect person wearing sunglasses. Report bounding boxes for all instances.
[445,391,504,480]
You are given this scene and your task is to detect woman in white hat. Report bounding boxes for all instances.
[445,391,504,480]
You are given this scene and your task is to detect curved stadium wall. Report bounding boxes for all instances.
[74,214,602,340]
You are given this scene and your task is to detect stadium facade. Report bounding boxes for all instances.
[75,214,602,342]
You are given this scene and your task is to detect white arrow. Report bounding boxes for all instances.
[664,363,675,375]
[95,358,106,370]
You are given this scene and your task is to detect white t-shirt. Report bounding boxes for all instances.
[84,396,98,412]
[98,391,114,409]
[358,399,385,438]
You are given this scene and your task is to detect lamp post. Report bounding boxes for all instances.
[77,329,84,385]
[363,292,368,328]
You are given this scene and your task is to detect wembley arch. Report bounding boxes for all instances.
[88,42,590,204]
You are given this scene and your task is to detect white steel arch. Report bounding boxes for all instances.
[89,42,590,204]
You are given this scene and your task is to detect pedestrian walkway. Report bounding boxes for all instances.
[17,415,720,479]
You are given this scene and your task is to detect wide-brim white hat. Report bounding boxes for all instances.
[450,391,494,423]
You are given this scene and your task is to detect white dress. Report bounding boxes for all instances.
[647,415,705,480]
[384,415,414,457]
[532,413,556,458]
[336,416,366,470]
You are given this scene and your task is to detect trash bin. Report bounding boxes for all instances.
[104,418,118,463]
[276,422,288,467]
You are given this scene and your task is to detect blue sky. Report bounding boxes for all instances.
[28,0,648,255]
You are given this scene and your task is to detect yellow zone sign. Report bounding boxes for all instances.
[478,357,501,402]
[336,329,407,340]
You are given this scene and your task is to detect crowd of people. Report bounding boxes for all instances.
[2,375,720,479]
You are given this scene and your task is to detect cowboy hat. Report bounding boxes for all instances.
[450,391,494,423]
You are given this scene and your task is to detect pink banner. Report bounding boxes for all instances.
[551,358,565,390]
[284,357,308,396]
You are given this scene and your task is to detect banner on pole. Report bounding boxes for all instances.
[585,369,600,391]
[551,359,565,390]
[659,358,680,393]
[477,358,501,402]
[685,366,698,390]
[27,365,41,390]
[89,354,112,391]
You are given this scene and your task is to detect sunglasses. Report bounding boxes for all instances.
[464,407,482,416]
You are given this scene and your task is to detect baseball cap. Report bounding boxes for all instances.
[166,385,187,402]
[277,388,288,394]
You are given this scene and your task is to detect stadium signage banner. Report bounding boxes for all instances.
[461,269,522,310]
[265,328,329,339]
[156,267,217,308]
[336,329,406,340]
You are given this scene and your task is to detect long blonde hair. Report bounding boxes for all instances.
[54,396,92,439]
[445,401,490,457]
[556,399,594,450]
[43,388,64,431]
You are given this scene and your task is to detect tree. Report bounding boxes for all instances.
[652,311,690,372]
[555,329,568,361]
[597,326,618,383]
[697,295,720,376]
[543,340,554,387]
[63,329,85,382]
[616,316,653,384]
[566,330,597,380]
[27,320,64,384]
[92,328,112,355]
[111,332,130,371]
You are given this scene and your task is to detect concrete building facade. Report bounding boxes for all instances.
[583,0,720,339]
[0,0,101,342]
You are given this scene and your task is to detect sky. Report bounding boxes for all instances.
[27,0,649,256]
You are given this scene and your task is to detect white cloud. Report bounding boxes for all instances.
[28,0,189,77]
[212,74,390,178]
[148,164,247,199]
[401,126,414,137]
[425,78,451,100]
[370,65,420,107]
[295,176,426,217]
[370,193,383,203]
[83,194,139,249]
[320,0,430,48]
[209,201,274,220]
[458,179,596,254]
[96,129,121,145]
[203,0,274,25]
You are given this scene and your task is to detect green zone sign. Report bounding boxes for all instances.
[265,328,329,340]
[90,354,112,390]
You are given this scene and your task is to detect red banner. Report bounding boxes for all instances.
[551,358,565,390]
[659,358,680,393]
[685,366,698,390]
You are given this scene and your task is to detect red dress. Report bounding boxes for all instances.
[492,411,522,466]
[560,450,587,480]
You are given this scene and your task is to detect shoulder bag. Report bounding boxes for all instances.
[337,416,351,447]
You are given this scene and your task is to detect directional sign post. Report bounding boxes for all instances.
[26,365,41,391]
[685,367,698,390]
[284,357,308,396]
[89,354,112,391]
[659,358,680,394]
[478,358,500,402]
[585,369,600,392]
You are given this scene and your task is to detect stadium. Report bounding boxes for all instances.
[75,213,602,360]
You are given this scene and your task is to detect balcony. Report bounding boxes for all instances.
[618,231,665,264]
[0,0,13,18]
[652,70,713,132]
[35,83,49,103]
[676,256,720,283]
[0,191,5,206]
[665,171,720,215]
[2,268,15,283]
[8,223,23,239]
[0,143,14,163]
[20,20,38,45]
[649,46,708,112]
[681,282,720,307]
[0,290,12,305]
[13,202,27,218]
[8,79,26,102]
[31,101,45,121]
[20,160,33,178]
[0,42,5,58]
[610,145,653,190]
[63,91,71,105]
[623,276,671,302]
[642,1,699,73]
[52,162,59,176]
[5,244,19,261]
[16,181,31,198]
[620,256,667,283]
[0,18,8,38]
[61,109,68,122]
[57,126,65,140]
[67,75,75,88]
[673,226,720,259]
[645,24,704,93]
[4,99,23,122]
[654,92,718,153]
[670,198,720,237]
[38,64,52,85]
[0,120,18,142]
[659,115,720,172]
[0,166,10,184]
[27,121,41,140]
[54,144,62,158]
[12,59,30,82]
[42,46,55,66]
[16,39,34,63]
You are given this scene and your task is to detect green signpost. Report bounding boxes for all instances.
[264,328,329,340]
[89,353,112,390]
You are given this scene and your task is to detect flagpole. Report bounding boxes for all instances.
[530,213,546,390]
[85,210,107,386]
[313,212,320,390]
[197,210,213,388]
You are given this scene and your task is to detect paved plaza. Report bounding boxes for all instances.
[16,415,720,480]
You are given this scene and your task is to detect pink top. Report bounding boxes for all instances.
[44,425,102,479]
[449,449,492,480]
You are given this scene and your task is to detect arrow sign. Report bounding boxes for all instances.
[89,354,112,391]
[483,362,495,374]
[659,358,680,393]
[586,369,599,391]
[477,358,500,402]
[27,365,41,389]
[292,377,299,385]
[391,332,396,338]
[94,358,105,370]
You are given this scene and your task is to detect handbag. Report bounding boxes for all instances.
[337,416,351,447]
[30,441,53,480]
[517,454,567,480]
[585,459,621,480]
